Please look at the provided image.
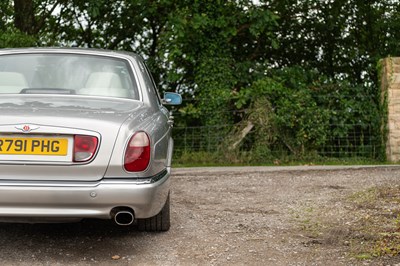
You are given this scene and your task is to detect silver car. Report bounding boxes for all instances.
[0,48,181,231]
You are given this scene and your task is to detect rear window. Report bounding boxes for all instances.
[0,53,139,99]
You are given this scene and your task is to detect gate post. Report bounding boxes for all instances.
[381,57,400,162]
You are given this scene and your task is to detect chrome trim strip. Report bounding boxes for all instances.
[0,168,169,187]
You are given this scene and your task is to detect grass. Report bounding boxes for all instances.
[330,186,400,260]
[289,183,400,262]
[355,186,400,259]
[172,151,388,167]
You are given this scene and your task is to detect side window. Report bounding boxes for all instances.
[143,62,162,106]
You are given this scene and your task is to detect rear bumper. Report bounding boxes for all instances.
[0,168,170,222]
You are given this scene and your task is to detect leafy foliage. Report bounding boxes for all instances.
[229,66,383,161]
[0,29,37,48]
[234,69,329,157]
[1,0,395,162]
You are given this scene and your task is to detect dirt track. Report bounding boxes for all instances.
[1,166,400,265]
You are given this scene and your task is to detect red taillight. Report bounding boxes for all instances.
[124,132,150,172]
[73,135,98,162]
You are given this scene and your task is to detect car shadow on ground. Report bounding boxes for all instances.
[0,220,158,263]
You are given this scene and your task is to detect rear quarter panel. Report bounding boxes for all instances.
[104,55,172,178]
[104,108,171,178]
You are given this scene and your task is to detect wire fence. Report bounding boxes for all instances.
[170,89,384,164]
[172,122,383,163]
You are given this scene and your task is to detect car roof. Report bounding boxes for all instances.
[0,47,143,61]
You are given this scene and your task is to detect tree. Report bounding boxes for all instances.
[0,0,396,160]
[264,0,400,84]
[158,1,278,126]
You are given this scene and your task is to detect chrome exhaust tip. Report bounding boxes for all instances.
[113,209,135,226]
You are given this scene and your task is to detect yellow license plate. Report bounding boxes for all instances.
[0,137,68,156]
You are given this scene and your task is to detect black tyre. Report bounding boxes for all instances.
[136,193,170,232]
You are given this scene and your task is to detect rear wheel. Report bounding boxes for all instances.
[136,193,170,232]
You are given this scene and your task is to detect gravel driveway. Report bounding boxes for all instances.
[1,166,400,265]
